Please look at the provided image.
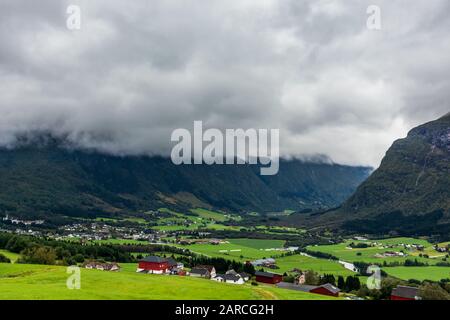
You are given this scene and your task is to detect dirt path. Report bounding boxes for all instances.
[254,288,279,300]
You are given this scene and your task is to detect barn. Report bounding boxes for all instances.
[310,283,340,297]
[255,271,283,284]
[137,256,170,274]
[391,285,420,300]
[276,282,340,297]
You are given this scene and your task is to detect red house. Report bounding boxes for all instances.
[255,271,283,284]
[276,282,340,297]
[137,256,170,274]
[391,285,420,300]
[310,283,340,297]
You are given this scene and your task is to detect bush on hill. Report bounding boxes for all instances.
[0,253,11,263]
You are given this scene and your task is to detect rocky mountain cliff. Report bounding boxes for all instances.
[303,113,450,236]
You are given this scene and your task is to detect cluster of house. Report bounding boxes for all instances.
[137,256,185,275]
[194,267,251,285]
[80,254,423,300]
[2,214,44,226]
[58,222,158,243]
[374,251,406,258]
[136,255,344,298]
[251,258,279,269]
[137,256,251,284]
[136,255,348,298]
[177,239,227,246]
[84,261,121,271]
[434,245,449,253]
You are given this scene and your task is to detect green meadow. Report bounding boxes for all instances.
[275,255,354,277]
[306,237,438,265]
[0,263,332,300]
[383,266,450,281]
[190,208,228,222]
[152,208,243,231]
[175,238,286,261]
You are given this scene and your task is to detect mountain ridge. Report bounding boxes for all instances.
[299,112,450,236]
[0,139,371,220]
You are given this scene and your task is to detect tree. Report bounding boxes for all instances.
[379,278,402,299]
[0,253,11,263]
[18,246,57,265]
[5,235,29,253]
[243,262,255,275]
[344,276,361,292]
[73,253,85,263]
[337,276,345,289]
[320,274,336,286]
[419,283,450,300]
[304,270,320,286]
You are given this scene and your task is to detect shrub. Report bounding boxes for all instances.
[0,253,11,263]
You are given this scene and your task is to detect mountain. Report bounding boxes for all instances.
[303,113,450,236]
[0,137,370,219]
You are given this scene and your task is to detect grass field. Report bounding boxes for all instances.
[0,250,20,263]
[153,208,243,231]
[0,263,333,300]
[383,266,450,281]
[175,238,286,261]
[190,208,228,222]
[306,238,438,265]
[275,255,354,276]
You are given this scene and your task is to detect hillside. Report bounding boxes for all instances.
[0,263,332,300]
[0,138,370,219]
[303,113,450,236]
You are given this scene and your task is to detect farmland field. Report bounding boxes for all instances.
[0,263,333,300]
[152,208,243,231]
[383,266,450,281]
[190,208,229,222]
[275,255,354,276]
[306,238,438,265]
[174,238,286,261]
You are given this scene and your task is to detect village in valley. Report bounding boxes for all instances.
[2,207,450,300]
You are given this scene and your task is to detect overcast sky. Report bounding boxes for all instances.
[0,0,449,167]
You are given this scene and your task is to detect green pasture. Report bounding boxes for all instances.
[306,238,438,265]
[174,238,285,261]
[0,263,333,300]
[275,255,354,277]
[383,266,450,282]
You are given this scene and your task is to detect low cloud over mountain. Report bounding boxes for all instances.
[1,0,449,167]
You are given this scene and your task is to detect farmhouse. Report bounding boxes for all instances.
[310,283,341,297]
[137,256,172,274]
[84,261,120,271]
[276,282,341,297]
[251,258,277,268]
[167,257,184,270]
[295,272,306,284]
[277,282,316,292]
[212,274,245,284]
[255,271,283,284]
[195,265,216,277]
[225,269,249,279]
[238,272,250,281]
[391,285,421,300]
[190,267,211,278]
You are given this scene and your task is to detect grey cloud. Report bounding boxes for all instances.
[0,0,449,167]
